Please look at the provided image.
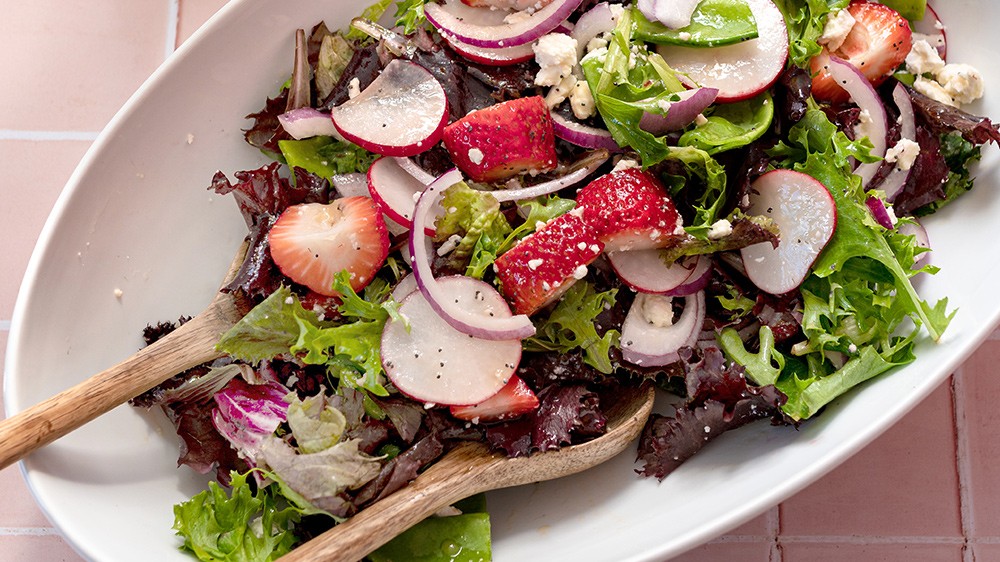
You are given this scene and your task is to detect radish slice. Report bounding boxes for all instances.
[655,0,788,102]
[444,35,536,66]
[551,113,620,150]
[410,169,536,340]
[491,150,608,203]
[881,83,917,201]
[741,169,838,295]
[368,156,443,235]
[333,172,410,236]
[608,251,711,296]
[391,273,419,302]
[425,0,584,48]
[392,157,437,185]
[898,219,931,264]
[332,59,449,157]
[824,56,888,187]
[621,291,705,367]
[637,0,700,29]
[278,108,342,140]
[381,276,522,406]
[912,2,947,59]
[572,2,622,61]
[638,88,719,135]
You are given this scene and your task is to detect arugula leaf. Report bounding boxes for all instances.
[173,471,299,562]
[524,282,619,374]
[771,0,850,68]
[394,0,430,35]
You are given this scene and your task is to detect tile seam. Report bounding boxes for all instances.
[952,369,976,562]
[767,505,782,562]
[0,528,60,536]
[777,535,966,545]
[0,131,99,142]
[166,0,181,58]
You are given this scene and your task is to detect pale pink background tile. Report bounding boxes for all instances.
[0,2,169,132]
[177,0,232,44]
[0,535,84,562]
[779,542,964,561]
[779,382,962,538]
[0,140,92,320]
[956,340,1000,536]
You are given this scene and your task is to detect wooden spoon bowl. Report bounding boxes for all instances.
[279,383,656,562]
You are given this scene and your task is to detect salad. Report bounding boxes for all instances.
[127,0,1000,559]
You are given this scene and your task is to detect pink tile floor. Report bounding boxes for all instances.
[1,1,999,561]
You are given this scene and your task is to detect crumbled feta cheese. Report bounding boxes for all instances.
[937,63,985,106]
[638,294,675,328]
[533,33,578,87]
[885,205,898,227]
[678,32,692,41]
[905,39,945,76]
[503,10,533,25]
[468,147,485,165]
[348,77,361,99]
[707,219,733,240]
[572,264,588,279]
[586,36,608,53]
[913,75,956,106]
[544,73,577,108]
[612,158,640,172]
[569,80,596,119]
[884,138,920,171]
[528,258,544,270]
[436,234,464,257]
[818,9,856,52]
[694,113,709,126]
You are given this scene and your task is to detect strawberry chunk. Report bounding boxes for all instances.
[442,96,558,183]
[493,211,604,316]
[450,375,539,423]
[810,1,912,104]
[575,167,683,252]
[268,197,390,297]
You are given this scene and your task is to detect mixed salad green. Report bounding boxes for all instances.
[129,0,999,560]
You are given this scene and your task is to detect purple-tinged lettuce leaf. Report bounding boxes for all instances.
[906,85,1000,145]
[244,90,291,157]
[352,434,445,508]
[164,400,248,481]
[485,384,607,457]
[212,378,291,464]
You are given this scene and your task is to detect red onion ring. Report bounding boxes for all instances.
[491,150,608,202]
[551,113,620,151]
[425,0,585,48]
[825,56,888,188]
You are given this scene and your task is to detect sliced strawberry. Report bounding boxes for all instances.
[493,211,604,316]
[268,197,390,297]
[810,1,912,104]
[450,375,539,423]
[442,96,558,183]
[575,167,683,252]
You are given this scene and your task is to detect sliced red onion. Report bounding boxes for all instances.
[620,290,705,367]
[425,0,585,48]
[866,196,895,230]
[662,256,713,297]
[491,150,608,202]
[637,0,700,29]
[881,82,917,201]
[911,2,947,59]
[277,107,342,140]
[571,2,620,61]
[443,34,536,66]
[410,169,536,340]
[825,56,888,187]
[638,88,719,135]
[551,113,620,151]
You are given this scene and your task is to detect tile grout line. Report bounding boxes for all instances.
[0,528,61,536]
[952,369,976,562]
[777,535,967,545]
[0,130,99,142]
[166,0,180,58]
[768,505,782,562]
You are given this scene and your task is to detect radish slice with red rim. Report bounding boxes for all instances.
[381,276,522,406]
[425,0,585,48]
[824,56,889,188]
[638,87,719,135]
[333,172,410,236]
[912,2,947,59]
[551,113,620,151]
[608,251,710,296]
[491,150,609,203]
[898,219,931,264]
[741,169,837,295]
[410,169,536,340]
[332,59,449,157]
[278,107,342,140]
[444,34,536,66]
[655,0,788,102]
[368,156,442,235]
[390,273,419,302]
[620,291,705,367]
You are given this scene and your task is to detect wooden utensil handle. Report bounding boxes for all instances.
[280,442,500,562]
[0,300,236,470]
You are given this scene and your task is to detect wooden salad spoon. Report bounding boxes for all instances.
[0,240,251,470]
[279,382,656,562]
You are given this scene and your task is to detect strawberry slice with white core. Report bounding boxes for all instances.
[741,170,837,295]
[493,211,604,316]
[268,197,390,296]
[381,276,522,406]
[332,59,449,157]
[655,0,788,102]
[410,168,537,340]
[442,96,558,183]
[809,0,913,104]
[450,375,539,422]
[367,156,444,235]
[575,167,683,252]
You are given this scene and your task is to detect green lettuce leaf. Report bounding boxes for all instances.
[678,92,774,155]
[771,0,850,68]
[173,471,299,562]
[434,182,514,277]
[285,391,349,454]
[394,0,430,35]
[524,282,619,374]
[278,137,377,182]
[632,0,758,47]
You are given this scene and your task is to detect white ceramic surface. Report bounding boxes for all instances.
[5,1,999,560]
